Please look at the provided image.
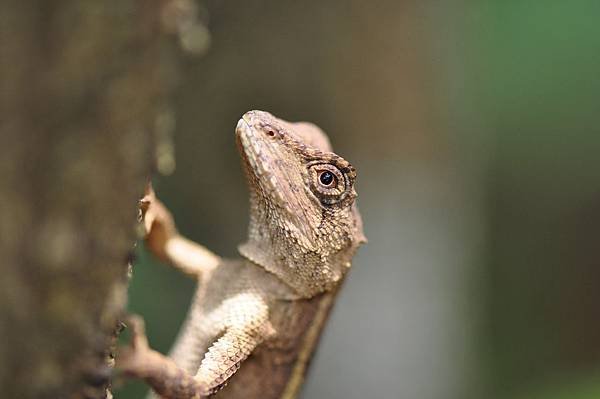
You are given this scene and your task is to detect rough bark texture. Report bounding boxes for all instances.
[0,1,168,397]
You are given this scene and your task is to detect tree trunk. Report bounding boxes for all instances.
[0,1,168,397]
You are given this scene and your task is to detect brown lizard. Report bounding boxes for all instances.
[118,110,366,398]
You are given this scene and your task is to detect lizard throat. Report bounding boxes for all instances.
[237,240,347,299]
[237,190,355,298]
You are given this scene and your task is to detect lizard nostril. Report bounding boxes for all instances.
[266,130,276,137]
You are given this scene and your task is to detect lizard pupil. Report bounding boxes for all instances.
[319,171,335,186]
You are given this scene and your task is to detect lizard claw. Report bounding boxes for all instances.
[138,183,156,224]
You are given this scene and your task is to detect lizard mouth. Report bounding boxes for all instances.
[235,113,277,196]
[235,111,277,179]
[234,111,298,211]
[236,115,251,134]
[235,116,255,172]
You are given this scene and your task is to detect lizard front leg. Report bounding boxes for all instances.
[119,295,275,399]
[140,184,221,278]
[194,293,276,395]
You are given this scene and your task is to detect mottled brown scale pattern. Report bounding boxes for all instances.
[119,111,365,398]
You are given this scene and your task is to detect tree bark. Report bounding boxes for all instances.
[0,1,168,397]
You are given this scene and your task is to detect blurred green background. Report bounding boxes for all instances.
[119,1,600,398]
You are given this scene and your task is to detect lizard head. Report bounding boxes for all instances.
[236,110,366,297]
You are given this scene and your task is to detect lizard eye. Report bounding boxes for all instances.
[308,163,348,205]
[319,171,336,187]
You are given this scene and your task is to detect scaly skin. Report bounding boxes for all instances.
[118,111,365,398]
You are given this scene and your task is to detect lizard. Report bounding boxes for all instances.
[118,110,366,399]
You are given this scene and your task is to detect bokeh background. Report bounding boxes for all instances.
[120,1,600,398]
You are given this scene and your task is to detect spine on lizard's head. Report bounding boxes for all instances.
[236,110,366,298]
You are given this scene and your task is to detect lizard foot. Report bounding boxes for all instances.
[138,183,177,261]
[117,314,209,399]
[116,314,153,377]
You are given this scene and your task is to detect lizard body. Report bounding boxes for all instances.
[119,111,365,398]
